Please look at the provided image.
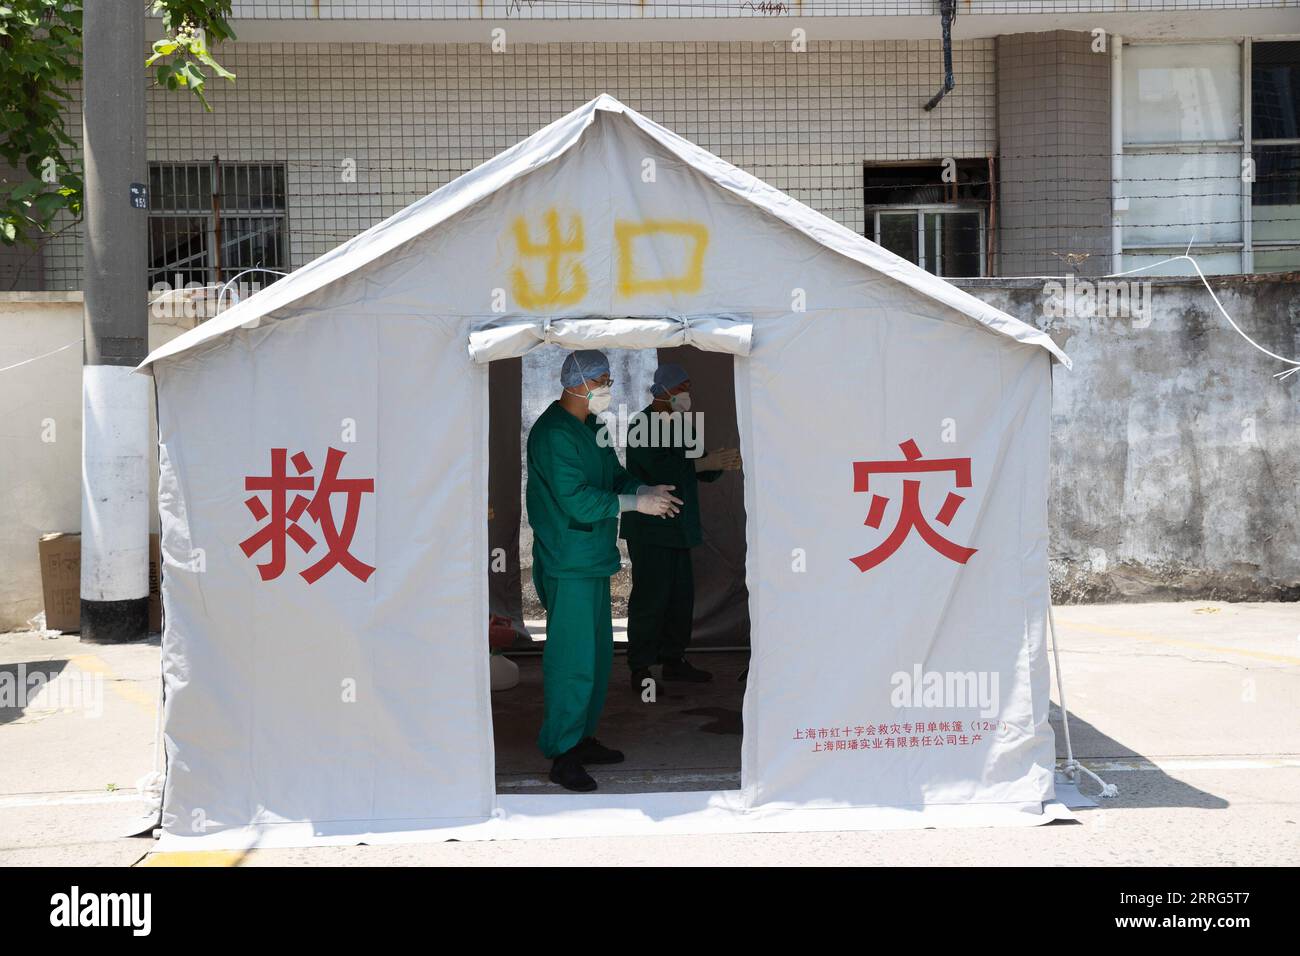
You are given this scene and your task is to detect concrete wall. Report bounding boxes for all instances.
[960,273,1300,602]
[0,294,196,630]
[0,295,82,629]
[996,31,1113,277]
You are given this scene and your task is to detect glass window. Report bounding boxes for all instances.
[879,212,918,263]
[1107,39,1298,275]
[1123,43,1241,144]
[873,209,983,278]
[1251,45,1300,265]
[1253,246,1300,272]
[148,215,209,289]
[1123,151,1242,246]
[928,211,982,278]
[1252,41,1300,141]
[1120,250,1243,276]
[1120,42,1245,274]
[1251,144,1300,243]
[866,161,987,277]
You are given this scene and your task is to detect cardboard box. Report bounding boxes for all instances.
[37,533,81,632]
[37,533,164,634]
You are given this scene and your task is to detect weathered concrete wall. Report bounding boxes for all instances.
[0,294,197,630]
[960,273,1300,603]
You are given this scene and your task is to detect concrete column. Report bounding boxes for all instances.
[79,1,150,642]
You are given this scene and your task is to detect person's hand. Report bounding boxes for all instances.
[636,484,683,518]
[697,448,742,472]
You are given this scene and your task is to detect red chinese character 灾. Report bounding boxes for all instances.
[850,438,978,572]
[240,447,376,584]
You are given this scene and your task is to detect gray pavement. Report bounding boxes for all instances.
[1,600,1297,866]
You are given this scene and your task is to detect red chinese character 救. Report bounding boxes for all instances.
[240,447,376,584]
[850,438,978,572]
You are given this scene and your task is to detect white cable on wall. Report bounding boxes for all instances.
[1105,254,1300,381]
[0,338,82,374]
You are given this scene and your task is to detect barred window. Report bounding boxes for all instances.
[148,160,288,291]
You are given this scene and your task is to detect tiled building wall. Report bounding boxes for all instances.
[996,31,1113,276]
[35,40,998,291]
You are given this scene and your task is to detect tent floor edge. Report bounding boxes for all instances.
[80,597,149,644]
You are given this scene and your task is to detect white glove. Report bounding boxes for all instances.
[620,484,683,518]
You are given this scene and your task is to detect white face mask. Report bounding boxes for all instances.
[585,385,613,414]
[669,391,692,413]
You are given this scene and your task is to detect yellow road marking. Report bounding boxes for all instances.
[68,654,157,711]
[137,850,247,867]
[1054,620,1300,666]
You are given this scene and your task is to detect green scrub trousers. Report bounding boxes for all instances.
[536,571,613,759]
[625,539,696,672]
[619,405,721,674]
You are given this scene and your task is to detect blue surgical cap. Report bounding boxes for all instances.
[650,362,690,397]
[560,349,610,389]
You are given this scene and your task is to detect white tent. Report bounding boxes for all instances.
[139,95,1076,848]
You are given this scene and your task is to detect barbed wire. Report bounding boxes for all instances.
[36,215,1300,242]
[221,0,1298,15]
[243,153,1300,173]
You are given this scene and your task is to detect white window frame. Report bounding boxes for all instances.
[1113,35,1300,275]
[870,205,987,278]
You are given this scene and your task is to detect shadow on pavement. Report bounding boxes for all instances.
[0,659,70,726]
[1049,702,1228,810]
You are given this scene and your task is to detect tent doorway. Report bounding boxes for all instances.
[487,344,750,795]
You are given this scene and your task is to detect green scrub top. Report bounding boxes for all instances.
[527,400,642,579]
[619,406,721,549]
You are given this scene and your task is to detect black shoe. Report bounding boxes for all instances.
[577,736,624,765]
[662,656,713,683]
[549,751,597,792]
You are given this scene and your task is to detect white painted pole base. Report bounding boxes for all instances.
[80,365,151,643]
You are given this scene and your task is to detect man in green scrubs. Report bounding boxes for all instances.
[526,349,682,792]
[620,363,742,693]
